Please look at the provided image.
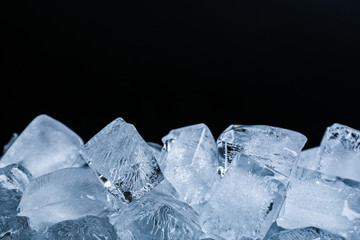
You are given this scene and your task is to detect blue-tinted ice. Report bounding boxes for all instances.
[199,154,287,239]
[264,226,345,240]
[0,164,34,239]
[18,167,110,230]
[160,123,219,205]
[110,181,205,240]
[217,124,307,179]
[277,166,360,239]
[32,216,118,240]
[0,115,84,178]
[80,118,164,204]
[318,123,360,181]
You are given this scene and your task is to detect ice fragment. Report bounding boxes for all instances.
[161,123,219,205]
[80,118,164,204]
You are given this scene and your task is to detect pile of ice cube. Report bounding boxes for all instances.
[0,114,359,240]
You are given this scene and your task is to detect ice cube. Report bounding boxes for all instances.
[147,142,163,160]
[160,123,219,205]
[2,133,18,156]
[80,118,164,204]
[217,124,307,178]
[18,167,110,230]
[110,182,205,240]
[297,147,320,170]
[199,154,287,239]
[277,166,360,239]
[31,216,117,240]
[264,226,345,240]
[318,123,360,181]
[0,164,34,239]
[0,115,85,178]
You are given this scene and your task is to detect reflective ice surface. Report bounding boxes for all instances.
[18,167,110,230]
[217,124,307,178]
[80,118,164,204]
[0,115,84,178]
[160,123,219,205]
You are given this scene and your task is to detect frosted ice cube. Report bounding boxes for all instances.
[160,123,219,205]
[297,147,320,170]
[199,154,287,239]
[0,115,84,178]
[264,227,345,240]
[277,166,360,239]
[318,123,360,181]
[0,164,34,239]
[80,118,164,204]
[217,124,307,178]
[110,183,205,240]
[18,167,110,230]
[32,216,118,240]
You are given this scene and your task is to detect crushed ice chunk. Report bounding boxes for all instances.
[80,118,164,204]
[0,164,34,239]
[199,154,287,239]
[277,166,360,239]
[0,115,85,178]
[18,167,110,230]
[318,123,360,181]
[217,124,307,178]
[264,226,345,240]
[110,182,206,240]
[160,123,219,205]
[32,216,118,240]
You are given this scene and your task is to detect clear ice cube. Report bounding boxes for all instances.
[264,226,345,240]
[18,167,110,230]
[160,123,219,205]
[277,166,360,239]
[297,147,320,170]
[318,123,360,181]
[217,124,307,178]
[0,115,85,178]
[32,216,118,240]
[199,154,287,239]
[110,182,205,240]
[80,118,164,204]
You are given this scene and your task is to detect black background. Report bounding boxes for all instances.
[2,0,360,150]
